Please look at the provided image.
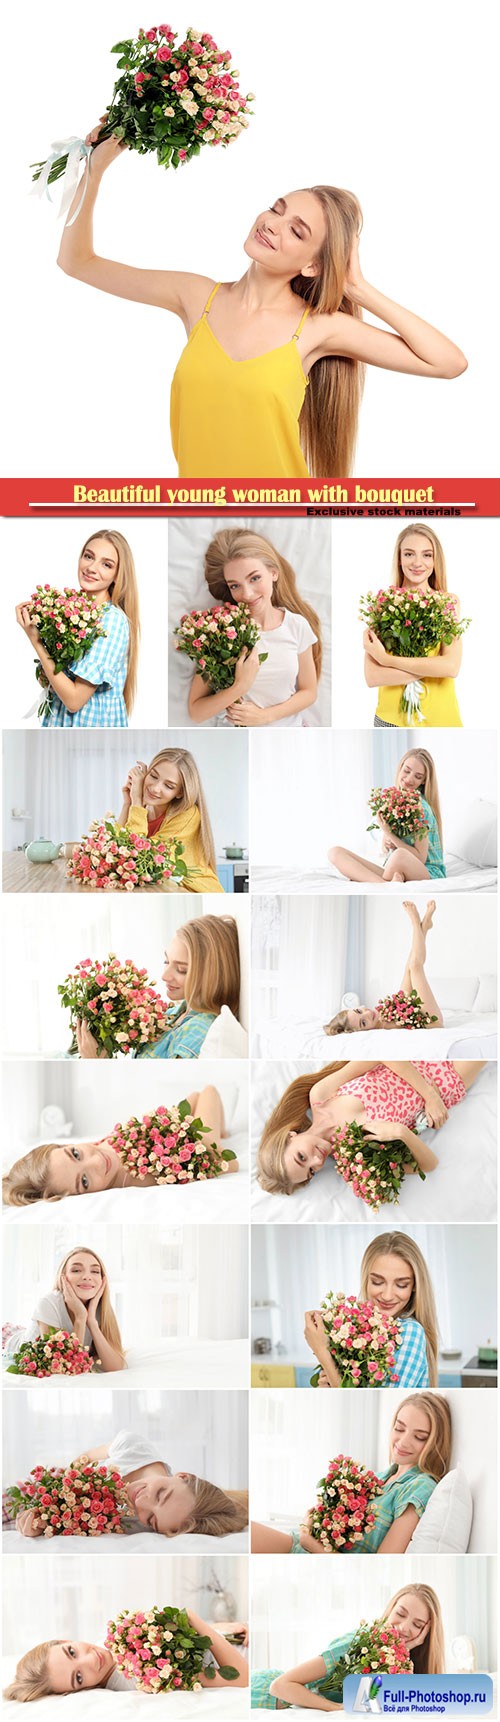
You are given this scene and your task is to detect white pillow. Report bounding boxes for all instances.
[475,975,497,1013]
[203,1006,248,1059]
[430,975,479,1011]
[408,1465,472,1553]
[446,799,497,868]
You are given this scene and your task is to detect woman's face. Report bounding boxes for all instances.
[244,190,326,280]
[46,1140,117,1197]
[386,1593,431,1651]
[46,1642,114,1694]
[78,538,119,599]
[162,933,190,1001]
[283,1125,333,1186]
[398,755,426,793]
[346,1005,380,1031]
[399,534,435,591]
[62,1251,103,1303]
[390,1403,431,1468]
[143,759,182,811]
[126,1466,196,1535]
[366,1252,415,1319]
[223,555,276,619]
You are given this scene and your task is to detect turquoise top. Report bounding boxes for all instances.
[134,1000,216,1060]
[384,793,445,878]
[251,1632,355,1708]
[288,1463,436,1554]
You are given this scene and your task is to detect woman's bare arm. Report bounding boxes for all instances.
[271,1657,340,1711]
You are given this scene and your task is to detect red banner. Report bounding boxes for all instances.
[0,477,499,516]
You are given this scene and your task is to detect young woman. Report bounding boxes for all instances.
[324,899,443,1036]
[187,529,322,729]
[363,527,464,728]
[3,1085,239,1204]
[15,531,140,727]
[2,1247,125,1373]
[69,915,241,1061]
[304,1232,439,1389]
[13,1425,248,1542]
[251,1585,444,1708]
[117,746,224,890]
[329,749,446,884]
[4,1610,249,1700]
[58,142,467,480]
[251,1392,451,1554]
[256,1057,483,1196]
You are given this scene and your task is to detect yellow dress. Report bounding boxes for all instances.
[170,283,310,477]
[126,804,224,893]
[376,644,462,727]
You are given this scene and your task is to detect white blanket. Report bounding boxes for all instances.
[2,1339,249,1392]
[251,858,497,894]
[251,1061,497,1223]
[2,1129,248,1227]
[2,1524,247,1556]
[1,1663,249,1717]
[252,1013,497,1061]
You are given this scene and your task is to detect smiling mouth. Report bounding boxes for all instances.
[99,1149,112,1177]
[255,228,275,250]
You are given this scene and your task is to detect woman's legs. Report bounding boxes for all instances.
[400,900,443,1025]
[187,1085,225,1143]
[383,847,430,883]
[328,845,386,883]
[451,1060,487,1090]
[251,1522,294,1554]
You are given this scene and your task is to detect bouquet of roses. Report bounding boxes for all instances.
[174,602,268,691]
[319,1617,413,1701]
[305,1454,384,1552]
[367,785,429,844]
[5,1327,94,1378]
[360,587,470,722]
[310,1293,401,1389]
[105,1605,239,1693]
[26,585,105,720]
[58,953,166,1057]
[108,1099,237,1182]
[4,1461,127,1537]
[376,988,437,1029]
[66,818,188,891]
[32,25,254,213]
[330,1121,425,1212]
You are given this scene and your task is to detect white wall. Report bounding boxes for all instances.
[3,1387,249,1490]
[364,895,496,998]
[3,1552,248,1655]
[1,1059,248,1161]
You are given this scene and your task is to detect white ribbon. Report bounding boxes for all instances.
[401,678,426,723]
[33,136,93,225]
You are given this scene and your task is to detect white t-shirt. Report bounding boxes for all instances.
[107,1429,171,1477]
[5,1290,94,1356]
[218,608,317,728]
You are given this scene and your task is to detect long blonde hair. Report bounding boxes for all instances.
[163,1480,248,1539]
[203,529,322,678]
[54,1246,125,1362]
[291,184,365,476]
[80,530,140,713]
[146,748,216,869]
[257,1059,346,1194]
[360,1232,439,1387]
[4,1641,60,1703]
[390,1394,451,1482]
[391,525,448,592]
[180,914,241,1017]
[396,749,443,847]
[381,1584,445,1674]
[3,1143,57,1207]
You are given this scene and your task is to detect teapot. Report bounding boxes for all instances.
[25,837,63,864]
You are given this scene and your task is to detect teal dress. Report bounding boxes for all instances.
[251,1632,355,1708]
[286,1464,436,1554]
[384,793,445,878]
[134,1000,216,1060]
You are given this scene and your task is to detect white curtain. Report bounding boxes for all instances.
[1,1059,248,1161]
[250,730,374,866]
[3,1552,248,1655]
[3,1387,248,1490]
[251,898,349,1025]
[250,1390,381,1520]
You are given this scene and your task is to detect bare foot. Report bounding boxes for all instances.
[421,899,436,936]
[402,899,420,925]
[392,871,405,883]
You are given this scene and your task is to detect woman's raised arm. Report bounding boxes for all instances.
[316,240,467,379]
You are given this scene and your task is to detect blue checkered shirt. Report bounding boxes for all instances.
[40,603,129,727]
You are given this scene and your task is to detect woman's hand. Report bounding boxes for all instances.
[366,1117,411,1142]
[226,699,266,726]
[76,1018,102,1059]
[128,762,148,805]
[61,1272,89,1328]
[16,1509,44,1538]
[344,233,366,304]
[304,1309,329,1361]
[232,646,261,698]
[423,1091,448,1129]
[15,603,41,648]
[87,1275,106,1325]
[85,119,127,176]
[316,1369,331,1388]
[363,627,388,665]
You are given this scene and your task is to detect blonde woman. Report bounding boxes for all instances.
[256,1056,483,1197]
[304,1232,439,1389]
[117,746,223,891]
[324,899,444,1037]
[3,1085,239,1204]
[15,532,140,727]
[252,1392,451,1554]
[329,749,446,884]
[251,1584,444,1707]
[2,1247,125,1373]
[187,529,322,729]
[363,527,464,728]
[63,915,242,1062]
[60,140,466,479]
[14,1425,248,1543]
[4,1610,249,1700]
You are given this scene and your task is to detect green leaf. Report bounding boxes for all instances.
[222,1149,237,1161]
[204,1666,216,1680]
[219,1667,240,1681]
[177,1100,191,1120]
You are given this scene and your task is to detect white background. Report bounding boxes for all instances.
[3,1386,248,1491]
[1,0,497,474]
[3,1551,248,1654]
[2,1058,248,1162]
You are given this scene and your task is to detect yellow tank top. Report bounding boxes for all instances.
[376,644,462,727]
[170,283,310,477]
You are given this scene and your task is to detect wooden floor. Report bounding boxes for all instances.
[2,853,183,894]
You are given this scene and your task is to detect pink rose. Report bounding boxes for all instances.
[157,44,171,60]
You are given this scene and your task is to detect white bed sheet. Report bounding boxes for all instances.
[252,1013,497,1061]
[251,858,498,895]
[2,1339,249,1392]
[1,1663,249,1717]
[251,1061,497,1224]
[2,1129,248,1227]
[3,1525,248,1556]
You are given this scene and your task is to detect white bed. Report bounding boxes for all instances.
[2,1338,249,1393]
[252,1014,497,1062]
[1,1663,249,1717]
[251,856,498,894]
[2,1524,247,1556]
[1,1127,248,1227]
[251,1060,497,1224]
